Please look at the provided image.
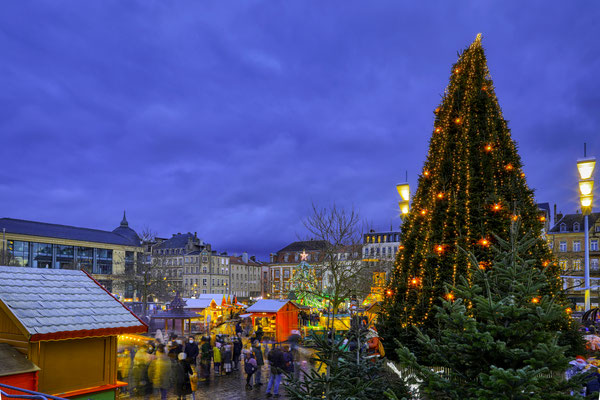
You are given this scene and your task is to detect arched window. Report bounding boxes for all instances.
[573,222,580,232]
[560,223,567,233]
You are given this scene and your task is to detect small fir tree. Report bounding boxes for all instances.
[379,34,563,358]
[290,259,324,309]
[392,223,585,400]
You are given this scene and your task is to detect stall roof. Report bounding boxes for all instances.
[0,343,40,377]
[0,266,147,341]
[183,298,216,309]
[198,294,225,304]
[246,299,293,313]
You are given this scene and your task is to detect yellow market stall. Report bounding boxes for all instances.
[0,266,147,400]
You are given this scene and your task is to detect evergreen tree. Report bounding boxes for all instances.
[378,34,562,357]
[390,224,585,400]
[290,259,324,309]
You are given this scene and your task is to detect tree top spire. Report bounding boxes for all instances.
[471,33,483,48]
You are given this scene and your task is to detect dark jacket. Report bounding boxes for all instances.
[184,341,199,363]
[233,340,242,358]
[252,345,264,366]
[282,351,294,373]
[267,347,285,374]
[173,360,192,396]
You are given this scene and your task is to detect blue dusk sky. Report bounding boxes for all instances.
[1,1,599,259]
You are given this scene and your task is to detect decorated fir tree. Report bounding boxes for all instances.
[379,34,564,357]
[390,224,584,399]
[290,256,323,309]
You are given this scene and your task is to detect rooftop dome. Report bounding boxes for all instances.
[112,211,141,246]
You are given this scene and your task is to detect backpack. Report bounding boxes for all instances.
[244,360,257,374]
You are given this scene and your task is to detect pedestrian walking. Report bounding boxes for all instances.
[147,344,172,400]
[199,336,212,384]
[213,342,222,376]
[265,345,285,398]
[222,343,232,374]
[282,345,294,375]
[132,344,154,398]
[174,352,193,400]
[244,351,258,390]
[251,339,264,387]
[184,336,199,365]
[232,336,242,371]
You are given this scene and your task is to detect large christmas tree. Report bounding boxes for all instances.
[379,34,562,355]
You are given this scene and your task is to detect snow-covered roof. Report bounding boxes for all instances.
[198,293,225,304]
[183,298,216,309]
[246,299,290,313]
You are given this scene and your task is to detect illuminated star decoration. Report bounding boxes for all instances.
[300,250,308,261]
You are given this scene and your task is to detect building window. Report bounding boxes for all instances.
[274,270,280,278]
[125,251,135,274]
[559,241,567,252]
[573,241,581,252]
[96,249,113,275]
[55,245,74,270]
[9,240,29,267]
[573,222,580,232]
[97,279,113,292]
[284,254,289,262]
[32,242,53,269]
[202,278,207,286]
[202,256,208,262]
[283,269,290,279]
[559,260,568,271]
[592,259,599,271]
[573,259,582,271]
[78,247,93,273]
[560,223,567,233]
[592,240,599,252]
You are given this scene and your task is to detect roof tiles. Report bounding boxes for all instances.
[0,266,145,338]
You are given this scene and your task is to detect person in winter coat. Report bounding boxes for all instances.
[173,353,193,400]
[266,346,285,398]
[199,337,212,384]
[117,348,132,382]
[251,340,264,387]
[222,344,232,374]
[189,365,198,400]
[282,346,294,374]
[232,337,243,371]
[184,336,199,365]
[132,345,154,397]
[244,352,258,390]
[213,342,222,376]
[147,345,172,400]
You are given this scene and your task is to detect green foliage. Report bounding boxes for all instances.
[393,225,586,399]
[290,261,324,308]
[285,326,408,400]
[379,34,561,359]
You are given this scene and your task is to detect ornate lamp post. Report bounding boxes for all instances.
[578,150,596,311]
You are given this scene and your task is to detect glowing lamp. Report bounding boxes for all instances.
[478,262,486,270]
[566,307,572,314]
[492,203,501,211]
[539,215,546,222]
[512,215,519,221]
[435,107,440,113]
[577,157,596,180]
[446,293,454,301]
[505,164,513,171]
[396,182,410,201]
[420,209,427,216]
[437,192,444,199]
[542,261,550,267]
[454,68,460,74]
[436,245,444,253]
[580,195,593,209]
[410,277,419,286]
[579,180,594,196]
[385,289,393,296]
[435,127,442,133]
[485,144,492,152]
[479,238,490,247]
[399,200,410,215]
[531,297,539,304]
[454,118,461,124]
[423,170,430,177]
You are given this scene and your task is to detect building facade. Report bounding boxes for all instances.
[229,253,263,300]
[0,214,142,297]
[362,229,401,271]
[152,233,231,298]
[548,211,600,310]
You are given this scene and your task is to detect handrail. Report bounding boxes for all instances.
[0,383,69,400]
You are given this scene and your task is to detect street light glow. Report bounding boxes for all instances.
[579,180,594,196]
[396,182,410,201]
[577,157,596,180]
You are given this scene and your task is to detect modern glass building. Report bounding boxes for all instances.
[0,213,142,297]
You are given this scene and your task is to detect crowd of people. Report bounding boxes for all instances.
[117,322,300,399]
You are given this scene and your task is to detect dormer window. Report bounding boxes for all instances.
[573,222,580,232]
[560,223,567,233]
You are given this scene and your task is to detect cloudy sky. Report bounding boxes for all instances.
[1,1,598,258]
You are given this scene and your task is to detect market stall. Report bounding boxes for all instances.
[246,299,299,342]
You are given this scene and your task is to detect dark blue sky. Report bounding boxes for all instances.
[1,2,599,259]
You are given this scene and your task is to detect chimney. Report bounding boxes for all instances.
[194,232,197,238]
[242,252,249,263]
[553,204,557,224]
[270,253,275,263]
[556,210,563,223]
[250,255,256,262]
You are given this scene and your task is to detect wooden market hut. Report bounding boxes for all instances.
[0,343,40,392]
[246,299,299,342]
[0,266,147,400]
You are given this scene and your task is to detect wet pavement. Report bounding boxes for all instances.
[121,364,290,400]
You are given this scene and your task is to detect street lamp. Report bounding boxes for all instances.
[578,154,596,311]
[396,182,410,218]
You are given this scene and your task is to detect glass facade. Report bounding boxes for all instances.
[125,251,135,274]
[77,247,94,273]
[9,240,29,266]
[55,245,74,269]
[95,249,113,275]
[32,242,52,269]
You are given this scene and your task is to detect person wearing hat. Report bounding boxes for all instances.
[199,336,212,384]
